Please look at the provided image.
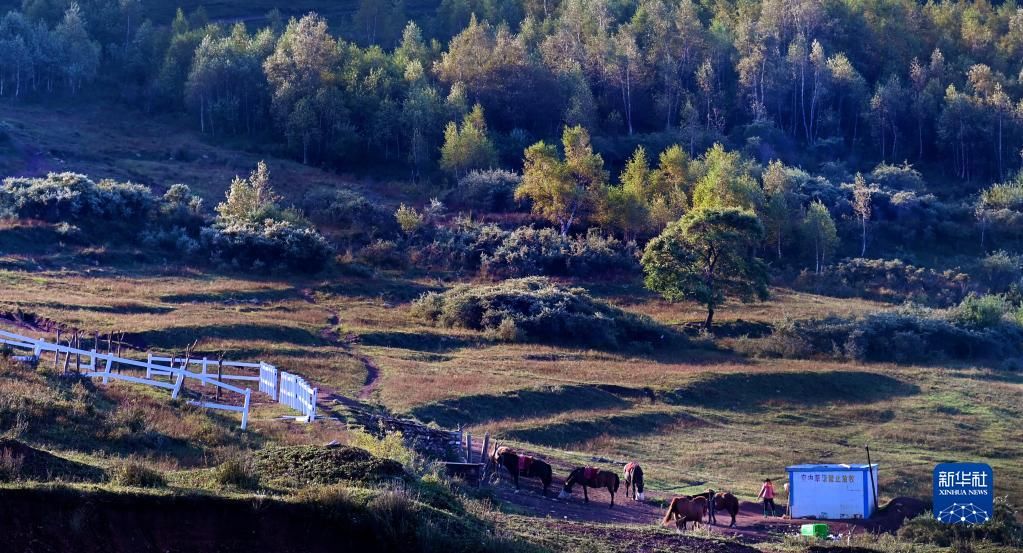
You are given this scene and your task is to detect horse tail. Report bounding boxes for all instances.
[663,497,679,524]
[613,473,620,494]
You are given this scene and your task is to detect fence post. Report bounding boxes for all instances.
[310,387,317,422]
[241,389,251,430]
[201,357,208,387]
[102,355,113,384]
[481,433,490,466]
[171,371,184,399]
[146,353,152,379]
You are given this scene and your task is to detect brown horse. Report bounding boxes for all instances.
[689,489,740,527]
[663,495,708,531]
[712,492,740,527]
[495,449,553,497]
[559,467,620,508]
[623,462,645,501]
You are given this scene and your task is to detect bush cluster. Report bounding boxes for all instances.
[411,277,671,349]
[302,187,398,244]
[111,458,166,488]
[443,169,522,212]
[201,220,333,273]
[0,173,156,223]
[481,227,639,279]
[252,445,406,487]
[794,258,970,307]
[750,305,1023,365]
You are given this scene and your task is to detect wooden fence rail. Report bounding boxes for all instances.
[0,329,318,430]
[279,371,317,421]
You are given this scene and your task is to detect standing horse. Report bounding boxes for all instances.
[662,496,708,532]
[623,462,645,501]
[712,492,740,527]
[495,449,553,497]
[558,467,620,508]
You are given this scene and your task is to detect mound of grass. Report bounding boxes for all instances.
[411,277,673,349]
[111,458,166,488]
[252,445,406,487]
[0,439,106,483]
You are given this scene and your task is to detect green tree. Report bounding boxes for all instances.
[802,200,839,274]
[516,125,607,236]
[601,146,652,240]
[439,103,497,176]
[642,207,768,329]
[691,144,764,212]
[761,160,793,259]
[216,161,280,227]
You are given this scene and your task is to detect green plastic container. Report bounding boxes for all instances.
[800,523,829,539]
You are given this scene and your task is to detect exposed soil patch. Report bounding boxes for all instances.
[485,449,926,543]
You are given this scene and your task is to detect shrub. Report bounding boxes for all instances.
[346,428,427,476]
[357,239,408,269]
[201,220,332,273]
[0,173,157,224]
[795,258,969,307]
[481,227,639,279]
[112,458,167,488]
[0,446,24,482]
[444,169,522,212]
[951,294,1010,329]
[302,188,397,243]
[977,251,1022,292]
[754,309,1023,364]
[215,456,260,490]
[869,161,925,192]
[409,220,508,272]
[411,277,672,349]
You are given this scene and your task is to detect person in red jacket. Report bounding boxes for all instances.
[757,478,777,516]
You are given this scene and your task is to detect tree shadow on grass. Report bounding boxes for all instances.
[132,323,326,350]
[500,410,705,447]
[357,330,482,352]
[410,385,637,428]
[159,288,300,304]
[661,370,920,413]
[317,279,442,303]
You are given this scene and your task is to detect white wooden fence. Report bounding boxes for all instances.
[259,362,278,401]
[279,371,317,421]
[0,328,320,429]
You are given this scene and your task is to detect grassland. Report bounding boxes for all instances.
[3,240,1021,507]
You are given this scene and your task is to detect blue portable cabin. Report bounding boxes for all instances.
[786,463,878,519]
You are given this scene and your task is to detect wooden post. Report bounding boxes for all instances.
[61,337,72,375]
[53,330,60,372]
[74,332,81,374]
[116,332,124,358]
[466,433,473,463]
[216,353,224,402]
[481,433,490,466]
[106,332,112,355]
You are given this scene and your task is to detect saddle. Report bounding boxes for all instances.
[582,467,599,481]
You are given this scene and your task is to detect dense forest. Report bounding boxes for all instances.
[7,0,1023,287]
[4,0,1023,179]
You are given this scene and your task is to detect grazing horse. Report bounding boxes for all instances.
[559,467,620,508]
[495,449,553,497]
[623,462,645,501]
[663,495,708,532]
